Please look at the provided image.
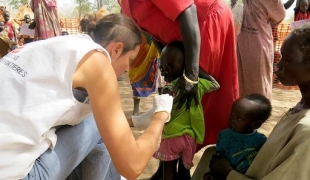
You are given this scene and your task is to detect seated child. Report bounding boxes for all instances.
[203,93,272,180]
[129,41,220,180]
[295,0,310,21]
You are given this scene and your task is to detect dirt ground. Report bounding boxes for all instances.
[118,73,301,180]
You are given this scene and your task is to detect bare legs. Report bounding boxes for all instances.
[133,97,140,116]
[150,158,191,180]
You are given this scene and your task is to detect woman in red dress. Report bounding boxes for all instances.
[120,0,239,152]
[294,0,310,21]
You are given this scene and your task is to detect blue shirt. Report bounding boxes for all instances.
[216,128,267,173]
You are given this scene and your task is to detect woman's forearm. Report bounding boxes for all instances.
[178,4,200,80]
[120,112,168,179]
[284,0,295,9]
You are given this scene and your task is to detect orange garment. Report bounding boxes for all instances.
[121,0,239,150]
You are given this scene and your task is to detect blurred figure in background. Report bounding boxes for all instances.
[0,21,17,57]
[230,0,243,35]
[3,10,16,41]
[237,0,285,99]
[29,0,61,40]
[14,14,34,44]
[0,4,5,21]
[294,0,310,21]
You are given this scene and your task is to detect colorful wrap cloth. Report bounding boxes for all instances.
[129,34,159,98]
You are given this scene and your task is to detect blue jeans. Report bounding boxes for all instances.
[23,116,120,180]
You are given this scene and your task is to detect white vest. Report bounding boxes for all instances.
[0,34,110,179]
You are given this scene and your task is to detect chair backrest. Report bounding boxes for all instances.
[0,37,10,58]
[191,145,216,180]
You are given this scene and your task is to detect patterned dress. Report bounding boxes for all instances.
[237,0,285,99]
[31,0,61,40]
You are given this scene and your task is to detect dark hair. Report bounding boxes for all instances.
[62,31,69,36]
[294,0,310,15]
[79,14,94,33]
[291,23,310,61]
[3,10,9,15]
[166,41,185,53]
[81,13,142,55]
[163,41,185,63]
[242,93,272,123]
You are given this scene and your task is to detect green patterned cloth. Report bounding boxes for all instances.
[162,77,220,144]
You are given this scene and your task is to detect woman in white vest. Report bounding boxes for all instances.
[0,13,173,180]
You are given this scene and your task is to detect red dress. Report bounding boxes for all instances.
[294,11,310,21]
[121,0,239,150]
[4,21,14,40]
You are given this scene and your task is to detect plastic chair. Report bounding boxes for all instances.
[191,145,216,180]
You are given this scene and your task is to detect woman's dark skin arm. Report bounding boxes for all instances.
[199,68,213,81]
[173,4,201,110]
[283,0,295,9]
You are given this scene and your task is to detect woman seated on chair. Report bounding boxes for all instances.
[201,23,310,180]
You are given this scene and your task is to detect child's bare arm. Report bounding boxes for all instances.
[199,68,213,81]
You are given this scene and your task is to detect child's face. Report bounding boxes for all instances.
[300,0,309,13]
[0,6,5,12]
[160,46,184,82]
[24,15,31,23]
[3,11,10,21]
[229,98,261,134]
[275,34,310,86]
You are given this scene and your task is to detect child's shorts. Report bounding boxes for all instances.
[153,134,197,169]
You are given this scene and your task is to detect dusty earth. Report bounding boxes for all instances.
[118,73,301,180]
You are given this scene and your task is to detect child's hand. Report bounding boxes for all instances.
[162,88,173,96]
[203,172,215,180]
[28,21,36,29]
[210,154,233,178]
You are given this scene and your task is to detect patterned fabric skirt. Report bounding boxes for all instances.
[129,34,159,98]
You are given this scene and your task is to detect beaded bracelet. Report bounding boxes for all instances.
[183,71,199,84]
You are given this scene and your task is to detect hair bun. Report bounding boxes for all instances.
[87,20,97,32]
[79,14,96,33]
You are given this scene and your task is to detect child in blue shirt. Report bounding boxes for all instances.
[204,93,272,180]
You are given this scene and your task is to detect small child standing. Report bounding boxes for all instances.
[132,41,220,180]
[295,0,310,21]
[203,93,272,180]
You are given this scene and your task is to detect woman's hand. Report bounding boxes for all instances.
[153,94,173,122]
[210,154,233,178]
[173,76,199,111]
[28,21,36,29]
